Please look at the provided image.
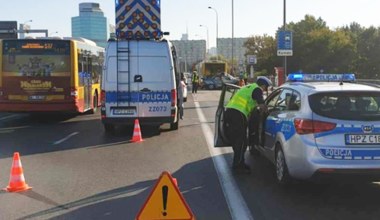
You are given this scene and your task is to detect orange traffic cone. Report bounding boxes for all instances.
[131,119,143,142]
[4,152,32,192]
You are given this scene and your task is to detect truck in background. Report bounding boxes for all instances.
[101,0,182,132]
[197,61,228,77]
[195,61,238,89]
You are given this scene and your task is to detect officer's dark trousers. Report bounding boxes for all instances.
[192,83,198,93]
[224,108,248,166]
[248,109,260,146]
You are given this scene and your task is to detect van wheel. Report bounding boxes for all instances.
[170,112,179,130]
[275,146,292,185]
[170,120,179,130]
[104,123,115,133]
[90,94,98,114]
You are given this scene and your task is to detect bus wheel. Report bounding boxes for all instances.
[90,94,98,114]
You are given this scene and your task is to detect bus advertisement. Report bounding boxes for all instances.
[0,38,104,113]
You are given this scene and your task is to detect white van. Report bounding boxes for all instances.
[100,39,181,132]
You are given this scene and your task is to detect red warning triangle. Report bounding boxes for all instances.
[136,171,194,220]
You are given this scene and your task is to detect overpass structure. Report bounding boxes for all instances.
[0,29,48,38]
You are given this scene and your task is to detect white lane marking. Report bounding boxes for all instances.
[53,132,79,145]
[0,114,18,121]
[194,99,254,220]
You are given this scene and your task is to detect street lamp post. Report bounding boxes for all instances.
[199,25,209,60]
[283,0,287,79]
[231,0,234,75]
[20,20,32,39]
[208,6,218,58]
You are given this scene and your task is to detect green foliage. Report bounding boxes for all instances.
[243,15,380,79]
[244,34,281,74]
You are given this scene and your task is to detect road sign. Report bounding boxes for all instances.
[136,171,194,220]
[116,0,162,39]
[247,55,257,65]
[277,31,293,56]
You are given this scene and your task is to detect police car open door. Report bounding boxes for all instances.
[214,83,240,147]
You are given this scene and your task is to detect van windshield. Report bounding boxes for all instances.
[309,92,380,121]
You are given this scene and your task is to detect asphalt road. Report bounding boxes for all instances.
[0,90,380,220]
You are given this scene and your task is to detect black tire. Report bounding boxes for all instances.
[208,84,214,90]
[275,146,292,185]
[104,123,115,133]
[170,120,179,130]
[170,111,179,130]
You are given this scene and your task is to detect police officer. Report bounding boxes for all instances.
[192,71,199,93]
[243,71,248,85]
[224,76,272,173]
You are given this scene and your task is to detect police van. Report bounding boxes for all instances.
[100,39,181,132]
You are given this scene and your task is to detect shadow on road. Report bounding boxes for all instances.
[17,156,231,220]
[0,113,165,159]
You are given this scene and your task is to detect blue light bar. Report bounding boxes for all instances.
[287,73,356,82]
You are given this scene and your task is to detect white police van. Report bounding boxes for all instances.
[101,39,181,132]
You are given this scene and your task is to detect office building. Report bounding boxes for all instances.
[217,37,248,64]
[71,3,107,48]
[171,40,206,72]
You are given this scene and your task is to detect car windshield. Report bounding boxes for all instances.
[309,92,380,121]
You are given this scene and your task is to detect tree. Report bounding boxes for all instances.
[283,15,355,73]
[242,14,380,79]
[244,34,280,75]
[356,27,380,78]
[285,15,328,72]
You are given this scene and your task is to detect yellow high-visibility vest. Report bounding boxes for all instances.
[192,74,199,83]
[226,83,258,119]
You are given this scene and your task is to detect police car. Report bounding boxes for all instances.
[215,73,380,184]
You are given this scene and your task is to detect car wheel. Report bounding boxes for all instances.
[275,146,292,185]
[208,84,214,90]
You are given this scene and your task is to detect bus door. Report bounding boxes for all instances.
[84,72,92,110]
[80,52,93,111]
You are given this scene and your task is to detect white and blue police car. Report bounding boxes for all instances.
[215,73,380,184]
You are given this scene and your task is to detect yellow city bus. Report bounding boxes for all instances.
[0,38,104,113]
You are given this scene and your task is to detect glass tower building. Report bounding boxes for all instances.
[71,3,107,48]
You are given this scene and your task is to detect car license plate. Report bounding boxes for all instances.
[345,134,380,145]
[112,108,136,115]
[29,95,45,100]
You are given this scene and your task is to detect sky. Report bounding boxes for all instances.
[1,0,380,48]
